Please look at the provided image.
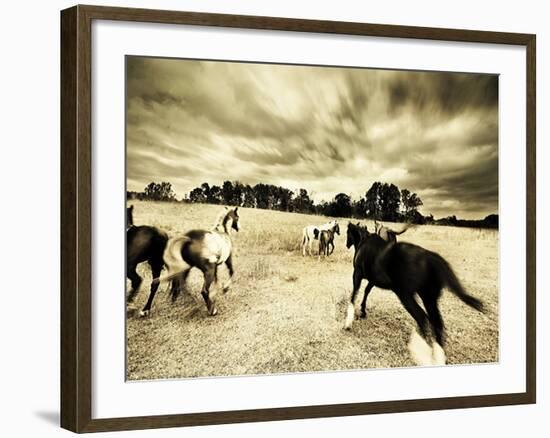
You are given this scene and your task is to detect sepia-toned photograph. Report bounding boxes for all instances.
[125,56,498,381]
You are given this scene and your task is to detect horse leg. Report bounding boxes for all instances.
[360,282,374,319]
[309,237,316,256]
[170,268,191,303]
[302,235,307,256]
[397,292,435,366]
[344,269,363,330]
[201,264,218,316]
[398,292,430,339]
[140,260,163,317]
[223,255,234,293]
[126,263,141,303]
[420,292,446,365]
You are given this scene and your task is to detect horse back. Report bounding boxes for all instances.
[127,225,168,264]
[382,242,445,291]
[182,229,232,266]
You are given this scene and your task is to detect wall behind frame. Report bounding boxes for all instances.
[0,0,546,437]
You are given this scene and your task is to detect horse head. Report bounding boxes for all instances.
[220,207,240,233]
[333,223,340,235]
[231,207,240,232]
[347,222,365,249]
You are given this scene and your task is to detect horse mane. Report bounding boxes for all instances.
[347,222,364,247]
[212,208,229,232]
[213,207,238,234]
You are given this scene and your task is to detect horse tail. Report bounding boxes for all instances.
[431,254,485,313]
[151,269,187,286]
[393,223,415,235]
[152,236,191,285]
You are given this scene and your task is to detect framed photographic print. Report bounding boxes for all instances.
[60,4,536,433]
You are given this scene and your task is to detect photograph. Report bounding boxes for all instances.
[125,56,499,381]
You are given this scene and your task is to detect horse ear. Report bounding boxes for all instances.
[234,207,239,212]
[129,205,134,211]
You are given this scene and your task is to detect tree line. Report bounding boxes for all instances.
[127,180,497,228]
[186,180,426,221]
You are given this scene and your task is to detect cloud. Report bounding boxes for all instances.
[126,57,498,219]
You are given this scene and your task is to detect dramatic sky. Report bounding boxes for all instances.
[126,57,498,219]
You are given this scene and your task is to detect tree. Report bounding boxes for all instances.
[278,187,293,212]
[242,184,256,208]
[189,186,206,203]
[365,182,382,218]
[379,183,401,221]
[329,193,352,217]
[293,188,314,213]
[483,214,499,228]
[352,197,367,218]
[401,188,423,220]
[143,181,176,201]
[315,201,330,216]
[207,185,222,204]
[232,181,244,206]
[253,183,270,209]
[222,181,235,205]
[200,182,210,197]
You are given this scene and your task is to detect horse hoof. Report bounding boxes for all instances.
[360,312,367,319]
[408,331,434,366]
[209,308,218,316]
[432,343,446,365]
[222,287,230,294]
[139,310,150,318]
[344,303,355,330]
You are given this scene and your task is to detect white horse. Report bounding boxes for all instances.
[301,220,338,256]
[152,207,240,317]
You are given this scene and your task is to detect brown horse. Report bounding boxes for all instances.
[319,224,339,257]
[126,206,169,316]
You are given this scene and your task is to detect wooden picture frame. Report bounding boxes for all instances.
[60,4,536,433]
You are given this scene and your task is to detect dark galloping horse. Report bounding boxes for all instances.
[126,206,169,316]
[345,222,399,318]
[344,222,485,365]
[154,207,240,317]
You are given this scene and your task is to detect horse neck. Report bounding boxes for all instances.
[221,215,233,236]
[365,235,389,257]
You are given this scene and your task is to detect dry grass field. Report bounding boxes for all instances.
[126,200,499,381]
